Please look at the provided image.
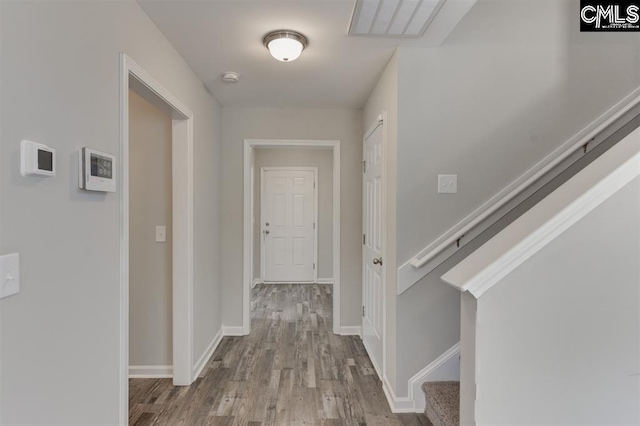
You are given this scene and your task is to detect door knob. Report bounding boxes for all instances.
[373,257,383,265]
[266,222,270,226]
[265,230,270,235]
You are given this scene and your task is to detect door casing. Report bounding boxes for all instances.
[243,139,341,335]
[119,53,195,424]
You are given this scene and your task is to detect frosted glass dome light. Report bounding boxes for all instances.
[263,30,308,62]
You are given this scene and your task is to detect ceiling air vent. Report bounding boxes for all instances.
[348,0,445,37]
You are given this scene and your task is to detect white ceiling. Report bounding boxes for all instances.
[138,0,469,109]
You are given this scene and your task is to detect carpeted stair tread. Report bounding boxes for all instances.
[421,381,459,426]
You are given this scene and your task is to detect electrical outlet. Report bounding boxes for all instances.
[0,253,20,299]
[438,174,458,194]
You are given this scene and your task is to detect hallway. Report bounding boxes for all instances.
[129,284,430,425]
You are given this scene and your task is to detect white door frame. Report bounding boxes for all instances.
[119,54,195,424]
[362,113,387,379]
[260,167,319,283]
[244,139,341,335]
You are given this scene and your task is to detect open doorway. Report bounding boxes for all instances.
[243,140,341,335]
[128,89,173,379]
[119,54,195,423]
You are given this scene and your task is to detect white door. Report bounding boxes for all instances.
[262,168,317,282]
[362,122,385,375]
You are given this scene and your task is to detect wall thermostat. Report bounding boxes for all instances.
[79,147,117,193]
[20,140,55,177]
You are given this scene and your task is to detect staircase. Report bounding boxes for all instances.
[422,381,460,426]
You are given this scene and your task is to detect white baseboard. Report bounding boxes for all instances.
[222,326,246,336]
[408,342,461,412]
[192,328,223,380]
[317,278,334,285]
[382,375,416,413]
[339,325,361,337]
[129,365,173,379]
[252,278,263,289]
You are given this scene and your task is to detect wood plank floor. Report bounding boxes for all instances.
[129,284,431,425]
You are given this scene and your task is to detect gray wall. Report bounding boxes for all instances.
[221,107,362,328]
[363,52,399,390]
[397,0,640,264]
[253,148,333,281]
[129,90,173,367]
[392,0,640,396]
[0,2,222,424]
[475,176,640,425]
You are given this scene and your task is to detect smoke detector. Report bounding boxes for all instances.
[222,72,240,83]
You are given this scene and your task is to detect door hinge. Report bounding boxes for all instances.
[313,182,316,189]
[363,234,366,245]
[313,222,316,229]
[362,306,365,317]
[362,160,367,173]
[313,263,316,270]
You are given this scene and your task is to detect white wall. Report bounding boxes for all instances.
[363,52,399,391]
[128,90,173,367]
[475,176,640,425]
[221,107,362,328]
[393,0,640,396]
[253,148,333,281]
[0,2,222,424]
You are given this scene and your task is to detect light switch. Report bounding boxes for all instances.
[155,226,167,243]
[438,174,458,194]
[0,253,20,299]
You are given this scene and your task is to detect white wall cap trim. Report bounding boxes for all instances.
[442,128,640,298]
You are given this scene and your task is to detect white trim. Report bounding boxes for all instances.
[408,342,461,412]
[222,326,246,336]
[192,328,223,380]
[128,365,173,379]
[317,278,334,285]
[120,53,195,424]
[339,325,362,336]
[382,375,416,413]
[252,278,263,289]
[442,137,640,298]
[260,167,318,283]
[244,139,341,336]
[400,86,640,294]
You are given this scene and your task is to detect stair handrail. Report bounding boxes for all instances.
[407,86,640,271]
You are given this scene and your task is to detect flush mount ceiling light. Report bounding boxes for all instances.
[263,30,308,62]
